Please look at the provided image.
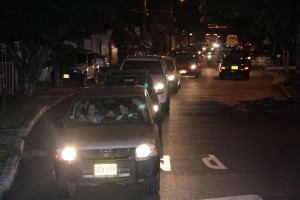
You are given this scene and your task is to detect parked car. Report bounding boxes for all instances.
[104,70,164,122]
[120,55,170,112]
[218,54,251,80]
[173,53,201,78]
[95,53,110,71]
[63,50,100,86]
[55,86,161,198]
[161,55,181,93]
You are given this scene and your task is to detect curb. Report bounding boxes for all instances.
[0,91,76,198]
[0,135,24,199]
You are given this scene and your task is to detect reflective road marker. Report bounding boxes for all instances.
[160,155,171,171]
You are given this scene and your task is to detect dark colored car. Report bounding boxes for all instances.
[174,53,201,78]
[228,49,252,66]
[218,54,251,80]
[55,86,161,198]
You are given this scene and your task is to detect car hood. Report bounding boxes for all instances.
[60,124,156,149]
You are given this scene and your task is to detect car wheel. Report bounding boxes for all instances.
[195,72,199,78]
[219,73,224,80]
[145,171,160,194]
[164,96,170,113]
[244,73,250,80]
[57,179,76,198]
[80,75,87,87]
[92,70,99,83]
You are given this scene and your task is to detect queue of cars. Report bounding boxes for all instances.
[54,45,257,197]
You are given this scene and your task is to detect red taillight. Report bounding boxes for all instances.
[220,64,227,70]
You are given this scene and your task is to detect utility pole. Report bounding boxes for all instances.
[143,0,147,38]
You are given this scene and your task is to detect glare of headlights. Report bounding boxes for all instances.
[190,64,196,69]
[198,51,201,54]
[136,144,157,158]
[207,54,212,59]
[61,147,76,161]
[168,75,175,81]
[202,47,206,50]
[154,83,164,91]
[153,104,159,112]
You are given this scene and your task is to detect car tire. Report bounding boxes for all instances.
[80,75,87,87]
[164,95,170,113]
[57,179,76,198]
[195,72,199,78]
[219,73,224,80]
[92,70,99,83]
[145,171,160,194]
[244,73,250,80]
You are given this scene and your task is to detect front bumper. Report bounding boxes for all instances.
[55,156,160,185]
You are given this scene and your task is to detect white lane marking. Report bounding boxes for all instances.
[160,155,171,171]
[202,154,227,169]
[201,194,263,200]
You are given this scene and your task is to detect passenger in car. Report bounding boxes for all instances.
[79,103,104,123]
[116,102,130,120]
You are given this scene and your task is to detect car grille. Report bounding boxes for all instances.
[81,148,131,160]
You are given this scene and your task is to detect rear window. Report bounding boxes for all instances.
[77,53,87,64]
[122,60,163,74]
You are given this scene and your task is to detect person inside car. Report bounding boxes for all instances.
[79,102,104,123]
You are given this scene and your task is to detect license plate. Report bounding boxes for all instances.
[63,74,70,78]
[231,66,238,70]
[180,70,187,74]
[94,164,117,176]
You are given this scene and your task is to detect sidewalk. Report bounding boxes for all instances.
[0,82,79,198]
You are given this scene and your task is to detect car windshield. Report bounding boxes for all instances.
[77,53,87,64]
[165,60,175,71]
[122,60,163,74]
[175,54,197,62]
[223,55,247,63]
[66,97,150,125]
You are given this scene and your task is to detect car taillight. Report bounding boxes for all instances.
[220,64,227,70]
[244,66,250,70]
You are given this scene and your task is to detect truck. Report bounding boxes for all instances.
[205,34,220,49]
[226,34,239,48]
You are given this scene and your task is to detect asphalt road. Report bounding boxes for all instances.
[4,52,300,200]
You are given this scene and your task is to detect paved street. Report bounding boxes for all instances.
[3,54,300,200]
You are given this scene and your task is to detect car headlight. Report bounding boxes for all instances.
[56,147,77,161]
[154,83,164,92]
[190,64,196,69]
[202,47,206,51]
[153,104,159,113]
[168,74,175,81]
[136,144,158,158]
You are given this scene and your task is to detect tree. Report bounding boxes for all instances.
[0,0,124,96]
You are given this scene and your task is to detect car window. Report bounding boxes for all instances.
[66,97,150,125]
[122,60,163,74]
[165,60,175,71]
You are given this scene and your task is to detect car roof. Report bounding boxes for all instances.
[109,70,149,77]
[125,55,163,61]
[77,85,146,99]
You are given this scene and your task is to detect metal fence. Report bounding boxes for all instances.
[0,62,18,94]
